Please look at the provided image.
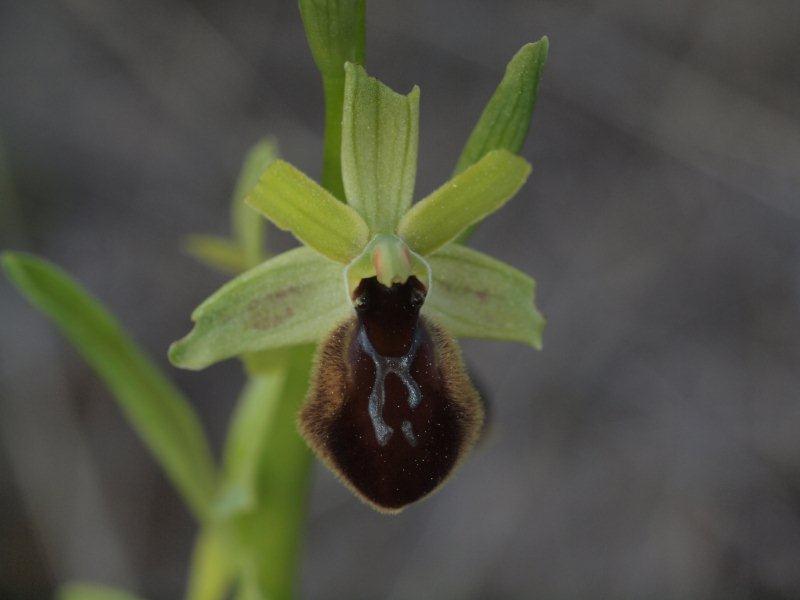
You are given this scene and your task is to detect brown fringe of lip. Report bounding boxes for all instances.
[298,316,483,513]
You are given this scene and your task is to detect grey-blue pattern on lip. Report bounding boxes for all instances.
[358,325,423,446]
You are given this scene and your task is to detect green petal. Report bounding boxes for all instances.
[2,252,217,519]
[422,244,544,348]
[398,149,531,255]
[232,138,278,268]
[169,247,351,370]
[246,160,369,263]
[455,38,548,174]
[341,63,420,233]
[183,234,246,275]
[58,583,144,600]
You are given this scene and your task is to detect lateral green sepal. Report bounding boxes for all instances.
[422,244,544,348]
[169,247,351,370]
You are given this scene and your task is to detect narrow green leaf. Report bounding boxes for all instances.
[2,252,216,519]
[246,160,369,263]
[58,583,143,600]
[455,37,548,242]
[299,0,366,199]
[455,38,548,175]
[231,345,315,600]
[213,359,289,518]
[186,527,235,600]
[423,244,545,348]
[398,149,531,255]
[169,247,351,370]
[341,63,420,233]
[183,234,246,275]
[232,139,278,268]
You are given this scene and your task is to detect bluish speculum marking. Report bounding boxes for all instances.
[358,324,423,446]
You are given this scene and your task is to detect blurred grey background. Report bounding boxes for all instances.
[2,0,800,598]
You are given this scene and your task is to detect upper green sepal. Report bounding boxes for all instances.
[169,247,351,370]
[398,149,531,255]
[246,159,369,263]
[341,63,420,233]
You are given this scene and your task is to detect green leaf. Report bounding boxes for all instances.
[341,63,420,233]
[398,149,531,255]
[2,252,216,519]
[213,356,289,518]
[169,247,351,370]
[231,345,315,600]
[183,235,246,275]
[455,38,548,242]
[58,583,144,600]
[423,244,544,348]
[455,38,548,175]
[186,527,235,600]
[299,0,366,199]
[246,160,369,263]
[232,139,278,268]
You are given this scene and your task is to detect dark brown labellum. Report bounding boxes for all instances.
[300,276,483,512]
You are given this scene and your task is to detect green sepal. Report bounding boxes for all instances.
[246,160,369,263]
[169,247,351,370]
[2,252,217,520]
[423,244,544,348]
[398,149,531,255]
[57,583,144,600]
[183,235,247,275]
[341,63,420,233]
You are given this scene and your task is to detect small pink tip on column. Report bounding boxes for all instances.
[372,238,413,287]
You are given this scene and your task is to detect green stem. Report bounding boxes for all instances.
[237,347,316,599]
[186,527,235,600]
[322,75,346,200]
